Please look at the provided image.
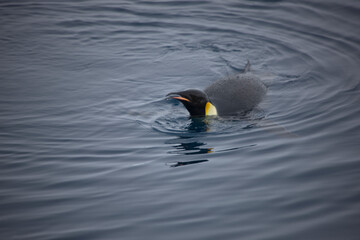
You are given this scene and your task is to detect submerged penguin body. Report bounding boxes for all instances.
[167,61,267,117]
[205,73,267,116]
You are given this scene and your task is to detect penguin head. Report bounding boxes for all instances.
[167,89,218,117]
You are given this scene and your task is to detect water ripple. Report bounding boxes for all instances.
[1,0,360,239]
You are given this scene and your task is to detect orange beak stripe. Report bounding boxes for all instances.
[172,96,191,102]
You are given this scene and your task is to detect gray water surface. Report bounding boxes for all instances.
[1,0,360,239]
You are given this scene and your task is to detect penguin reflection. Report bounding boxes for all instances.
[168,134,213,156]
[173,139,213,155]
[166,135,211,167]
[166,119,212,167]
[186,117,210,133]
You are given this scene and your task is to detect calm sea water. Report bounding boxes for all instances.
[1,0,360,239]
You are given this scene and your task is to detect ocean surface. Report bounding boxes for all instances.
[1,0,360,239]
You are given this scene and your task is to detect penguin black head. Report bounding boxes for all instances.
[167,89,218,117]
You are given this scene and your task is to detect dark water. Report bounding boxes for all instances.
[1,0,360,239]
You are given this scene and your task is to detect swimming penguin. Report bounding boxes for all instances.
[167,61,267,117]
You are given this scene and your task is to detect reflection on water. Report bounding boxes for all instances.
[163,114,297,168]
[163,116,269,167]
[167,159,209,168]
[168,138,213,155]
[187,117,209,132]
[166,118,212,167]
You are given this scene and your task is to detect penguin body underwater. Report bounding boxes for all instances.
[167,61,267,117]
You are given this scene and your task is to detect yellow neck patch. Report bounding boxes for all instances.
[205,102,218,116]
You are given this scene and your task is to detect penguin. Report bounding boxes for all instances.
[167,61,267,117]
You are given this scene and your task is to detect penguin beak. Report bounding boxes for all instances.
[166,92,191,102]
[171,96,191,102]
